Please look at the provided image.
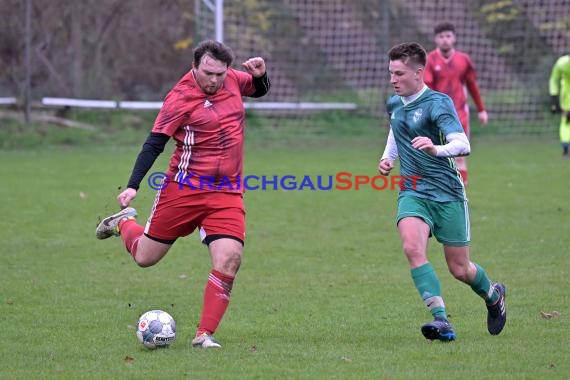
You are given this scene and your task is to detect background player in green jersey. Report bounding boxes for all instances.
[378,42,506,341]
[549,54,570,157]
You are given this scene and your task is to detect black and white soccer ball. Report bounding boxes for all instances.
[136,310,176,349]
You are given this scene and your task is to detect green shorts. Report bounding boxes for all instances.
[396,195,470,246]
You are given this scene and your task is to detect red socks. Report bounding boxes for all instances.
[117,220,235,336]
[118,218,143,259]
[197,270,235,336]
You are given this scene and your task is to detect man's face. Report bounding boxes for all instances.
[434,31,456,53]
[193,54,228,95]
[389,59,423,97]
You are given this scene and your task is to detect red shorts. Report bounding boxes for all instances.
[144,183,245,245]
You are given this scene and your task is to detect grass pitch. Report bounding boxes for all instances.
[1,124,569,379]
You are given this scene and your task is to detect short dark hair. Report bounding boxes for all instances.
[434,22,455,35]
[193,40,234,67]
[388,42,427,67]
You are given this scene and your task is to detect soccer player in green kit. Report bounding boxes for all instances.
[378,42,506,341]
[549,54,570,157]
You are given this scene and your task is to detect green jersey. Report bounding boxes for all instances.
[549,55,570,110]
[386,88,466,202]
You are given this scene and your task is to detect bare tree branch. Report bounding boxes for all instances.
[34,43,72,95]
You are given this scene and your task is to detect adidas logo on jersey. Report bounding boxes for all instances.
[203,100,213,108]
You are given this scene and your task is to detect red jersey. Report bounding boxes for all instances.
[152,68,257,192]
[424,49,485,118]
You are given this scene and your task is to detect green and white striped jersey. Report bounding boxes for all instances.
[386,88,467,202]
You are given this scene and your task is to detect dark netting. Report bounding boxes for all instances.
[213,0,570,133]
[1,0,568,134]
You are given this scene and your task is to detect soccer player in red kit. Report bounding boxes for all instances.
[424,22,488,186]
[95,40,270,348]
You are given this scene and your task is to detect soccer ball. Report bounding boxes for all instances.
[136,310,176,349]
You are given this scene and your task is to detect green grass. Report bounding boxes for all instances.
[1,123,569,379]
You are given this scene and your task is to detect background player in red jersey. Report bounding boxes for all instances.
[95,40,270,348]
[424,22,488,186]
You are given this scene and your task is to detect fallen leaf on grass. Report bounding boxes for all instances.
[124,356,135,365]
[540,311,561,319]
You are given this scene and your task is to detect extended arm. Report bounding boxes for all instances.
[117,132,170,207]
[465,69,485,113]
[465,68,488,124]
[242,57,270,98]
[126,132,170,190]
[251,72,271,98]
[462,55,488,125]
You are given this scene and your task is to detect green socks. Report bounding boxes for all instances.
[411,263,447,320]
[469,263,499,304]
[411,262,499,321]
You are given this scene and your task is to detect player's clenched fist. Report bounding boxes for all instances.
[242,57,266,78]
[378,159,394,176]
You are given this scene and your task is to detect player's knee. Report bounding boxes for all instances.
[216,249,242,275]
[134,256,158,268]
[132,250,163,267]
[224,250,243,272]
[132,237,171,268]
[449,265,470,282]
[402,241,425,260]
